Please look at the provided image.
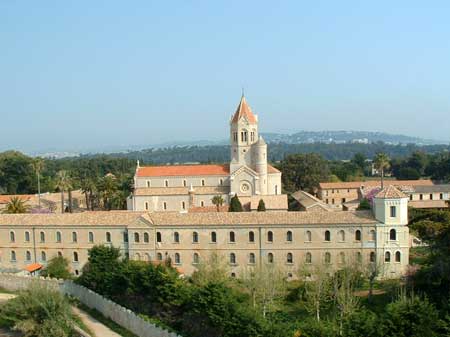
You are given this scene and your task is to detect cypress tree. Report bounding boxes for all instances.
[257,199,266,211]
[229,195,243,212]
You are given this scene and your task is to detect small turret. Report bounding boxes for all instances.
[373,185,408,225]
[253,136,268,195]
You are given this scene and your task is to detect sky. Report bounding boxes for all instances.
[1,1,450,153]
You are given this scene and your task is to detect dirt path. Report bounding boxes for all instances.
[72,307,122,337]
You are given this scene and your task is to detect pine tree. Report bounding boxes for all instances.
[228,195,243,212]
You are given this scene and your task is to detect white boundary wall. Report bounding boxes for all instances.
[0,273,180,337]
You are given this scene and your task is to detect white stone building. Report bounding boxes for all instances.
[128,96,287,212]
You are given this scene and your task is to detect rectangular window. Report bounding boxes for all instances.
[430,194,433,200]
[390,206,397,218]
[440,193,443,200]
[420,194,423,200]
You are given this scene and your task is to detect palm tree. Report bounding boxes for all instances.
[55,170,72,213]
[211,195,225,212]
[374,152,390,189]
[98,175,118,210]
[2,196,29,214]
[30,158,44,208]
[80,178,96,210]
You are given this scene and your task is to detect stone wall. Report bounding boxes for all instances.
[0,274,180,337]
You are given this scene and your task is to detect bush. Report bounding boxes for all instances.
[228,195,243,212]
[0,284,77,337]
[257,199,266,211]
[41,256,72,279]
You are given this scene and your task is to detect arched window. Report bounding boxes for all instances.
[157,253,163,261]
[230,253,236,264]
[249,231,255,242]
[183,179,187,187]
[370,252,376,263]
[11,251,16,261]
[25,231,30,242]
[193,253,199,264]
[268,252,274,263]
[174,253,181,264]
[41,251,46,262]
[306,230,312,242]
[106,232,112,243]
[385,251,391,262]
[339,252,345,264]
[249,253,256,264]
[26,251,31,261]
[134,232,140,243]
[134,253,141,261]
[286,231,293,242]
[356,251,362,263]
[192,231,199,243]
[231,272,236,278]
[57,251,63,257]
[275,185,278,195]
[211,231,217,243]
[163,202,167,210]
[287,253,293,264]
[395,251,401,262]
[229,231,235,243]
[145,202,149,210]
[146,180,151,187]
[72,231,77,243]
[181,201,186,210]
[174,232,180,243]
[370,230,376,241]
[73,251,79,262]
[40,231,45,243]
[389,229,397,241]
[165,180,169,187]
[324,230,331,242]
[87,232,93,243]
[123,232,128,243]
[305,252,312,264]
[324,252,331,264]
[355,230,361,241]
[267,231,273,242]
[144,232,149,243]
[201,179,205,186]
[156,232,162,243]
[338,230,345,242]
[9,231,15,243]
[144,253,151,261]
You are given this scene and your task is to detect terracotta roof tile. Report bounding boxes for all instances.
[319,179,434,189]
[267,164,281,174]
[24,263,43,273]
[231,96,257,124]
[134,186,229,196]
[375,185,408,199]
[137,164,229,177]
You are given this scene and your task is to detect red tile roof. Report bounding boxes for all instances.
[0,195,32,204]
[267,164,280,174]
[319,179,433,189]
[24,263,43,273]
[137,164,230,177]
[231,96,257,124]
[375,185,408,199]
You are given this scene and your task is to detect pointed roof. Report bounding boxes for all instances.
[375,185,408,199]
[231,95,257,124]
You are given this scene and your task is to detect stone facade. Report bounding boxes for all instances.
[0,187,410,279]
[128,96,286,212]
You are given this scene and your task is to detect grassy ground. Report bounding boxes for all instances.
[75,303,138,337]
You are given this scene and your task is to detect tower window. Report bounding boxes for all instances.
[233,132,238,142]
[241,131,248,142]
[390,206,397,217]
[389,229,397,241]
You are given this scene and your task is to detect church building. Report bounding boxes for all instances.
[128,96,287,212]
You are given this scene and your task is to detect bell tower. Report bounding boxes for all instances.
[230,95,259,173]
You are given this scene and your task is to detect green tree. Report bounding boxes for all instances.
[211,195,225,212]
[280,153,331,194]
[191,251,230,286]
[357,198,371,210]
[40,256,72,279]
[384,295,446,337]
[351,152,367,172]
[257,199,266,212]
[397,167,420,180]
[373,152,390,189]
[0,284,78,337]
[228,195,243,212]
[2,196,29,214]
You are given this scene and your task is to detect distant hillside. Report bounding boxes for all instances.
[35,130,447,158]
[261,130,446,145]
[80,142,450,165]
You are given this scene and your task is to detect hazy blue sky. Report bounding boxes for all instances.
[1,1,450,153]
